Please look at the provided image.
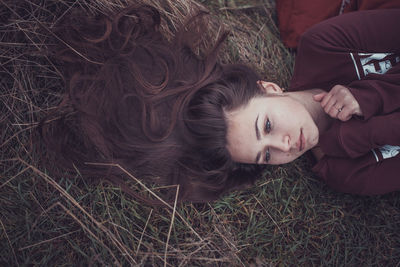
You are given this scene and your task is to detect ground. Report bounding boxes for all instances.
[1,0,400,266]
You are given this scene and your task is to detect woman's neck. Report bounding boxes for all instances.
[286,89,333,135]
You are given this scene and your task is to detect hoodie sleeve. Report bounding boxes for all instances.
[290,9,400,104]
[319,111,400,158]
[348,63,400,120]
[313,151,400,196]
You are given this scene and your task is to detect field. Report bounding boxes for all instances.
[1,0,400,266]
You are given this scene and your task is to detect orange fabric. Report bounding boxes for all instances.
[276,0,342,49]
[277,0,400,49]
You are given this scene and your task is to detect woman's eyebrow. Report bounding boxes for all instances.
[255,114,261,140]
[255,114,261,164]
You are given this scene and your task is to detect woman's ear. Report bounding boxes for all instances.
[257,81,283,95]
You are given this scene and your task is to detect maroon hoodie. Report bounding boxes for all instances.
[289,9,400,195]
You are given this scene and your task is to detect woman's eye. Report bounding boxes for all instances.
[265,119,272,133]
[265,148,271,163]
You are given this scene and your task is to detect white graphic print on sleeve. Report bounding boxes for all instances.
[371,145,400,162]
[350,52,400,80]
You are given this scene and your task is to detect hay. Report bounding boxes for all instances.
[5,1,398,266]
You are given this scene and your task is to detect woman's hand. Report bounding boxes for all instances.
[313,85,363,121]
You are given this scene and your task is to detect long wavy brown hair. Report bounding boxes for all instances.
[39,4,265,203]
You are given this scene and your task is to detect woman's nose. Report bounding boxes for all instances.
[268,134,291,152]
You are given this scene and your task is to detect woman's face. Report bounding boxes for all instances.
[225,82,319,165]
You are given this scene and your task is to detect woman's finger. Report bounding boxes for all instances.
[337,106,352,121]
[320,92,333,108]
[313,92,327,102]
[328,104,341,118]
[324,96,338,114]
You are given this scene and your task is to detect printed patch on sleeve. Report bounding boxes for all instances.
[372,145,400,162]
[380,145,400,159]
[350,52,400,80]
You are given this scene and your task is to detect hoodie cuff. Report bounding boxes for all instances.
[347,85,382,120]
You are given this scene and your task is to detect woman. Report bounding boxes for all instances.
[39,4,265,203]
[225,9,400,195]
[41,4,400,202]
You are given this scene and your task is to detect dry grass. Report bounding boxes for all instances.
[1,0,400,266]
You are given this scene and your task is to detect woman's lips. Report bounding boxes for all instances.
[299,128,305,152]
